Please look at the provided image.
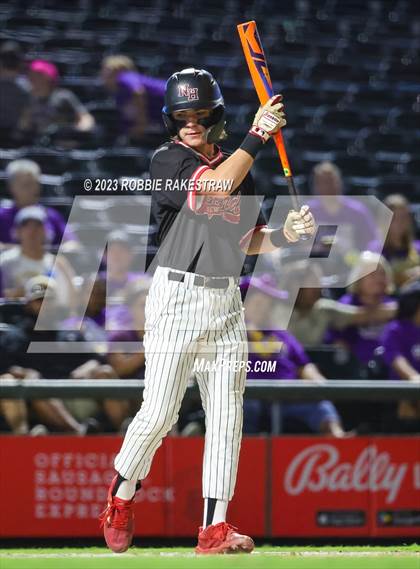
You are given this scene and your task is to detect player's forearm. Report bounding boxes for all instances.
[199,148,254,196]
[392,355,420,381]
[244,227,277,254]
[242,227,292,255]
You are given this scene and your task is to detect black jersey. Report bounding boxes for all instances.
[150,140,267,277]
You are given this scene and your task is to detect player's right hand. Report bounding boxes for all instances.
[283,205,316,242]
[250,95,286,142]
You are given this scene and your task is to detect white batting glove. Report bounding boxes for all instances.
[250,94,286,142]
[283,205,316,242]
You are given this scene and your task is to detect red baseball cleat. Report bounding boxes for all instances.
[195,522,254,554]
[100,475,135,553]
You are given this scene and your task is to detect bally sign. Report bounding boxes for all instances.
[273,437,420,537]
[284,444,408,504]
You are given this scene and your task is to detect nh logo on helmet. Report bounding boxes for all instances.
[178,84,199,101]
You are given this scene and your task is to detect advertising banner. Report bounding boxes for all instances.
[272,437,420,537]
[0,436,267,537]
[1,435,418,537]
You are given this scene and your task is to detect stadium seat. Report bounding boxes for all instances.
[305,346,368,379]
[70,221,114,245]
[22,149,67,176]
[96,150,150,178]
[376,176,418,199]
[386,59,420,84]
[0,149,22,171]
[335,154,373,177]
[406,157,420,176]
[60,78,106,105]
[290,131,334,154]
[0,178,8,199]
[87,103,120,142]
[0,301,26,326]
[362,131,407,153]
[394,110,420,131]
[40,196,72,219]
[67,150,102,174]
[4,15,54,37]
[308,62,364,85]
[107,195,153,225]
[61,174,90,197]
[43,37,95,51]
[373,151,412,175]
[300,150,337,175]
[320,109,365,131]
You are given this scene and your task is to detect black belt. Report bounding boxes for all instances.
[168,271,233,289]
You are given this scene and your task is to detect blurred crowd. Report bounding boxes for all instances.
[0,41,165,147]
[0,38,419,438]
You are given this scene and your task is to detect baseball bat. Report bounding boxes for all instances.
[237,20,302,214]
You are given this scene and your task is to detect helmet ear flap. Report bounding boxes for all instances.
[205,119,227,143]
[162,111,178,137]
[201,105,226,143]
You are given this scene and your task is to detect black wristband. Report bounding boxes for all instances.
[270,227,291,248]
[240,132,265,158]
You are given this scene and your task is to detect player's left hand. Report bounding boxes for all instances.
[251,95,286,141]
[283,205,316,242]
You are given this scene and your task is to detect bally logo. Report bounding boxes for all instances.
[178,84,199,101]
[284,444,408,504]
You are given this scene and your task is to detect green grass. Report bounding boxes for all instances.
[0,546,418,569]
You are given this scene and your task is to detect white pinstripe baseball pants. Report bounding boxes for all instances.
[114,266,248,501]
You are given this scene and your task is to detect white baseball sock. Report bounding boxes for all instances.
[203,498,228,527]
[115,480,137,500]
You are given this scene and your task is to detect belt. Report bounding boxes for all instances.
[168,270,234,289]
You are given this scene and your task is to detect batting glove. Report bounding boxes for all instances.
[283,205,316,242]
[250,95,286,142]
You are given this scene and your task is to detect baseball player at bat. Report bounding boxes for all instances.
[100,68,315,554]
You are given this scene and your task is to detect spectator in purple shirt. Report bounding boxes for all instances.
[0,205,76,307]
[243,275,347,437]
[381,281,420,421]
[308,161,380,257]
[105,279,150,430]
[61,275,107,342]
[101,230,144,296]
[107,278,149,378]
[60,273,141,432]
[99,230,146,330]
[101,55,165,142]
[0,159,76,247]
[274,260,396,346]
[328,252,396,365]
[381,194,420,288]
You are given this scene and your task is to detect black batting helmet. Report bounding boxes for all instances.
[162,68,226,143]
